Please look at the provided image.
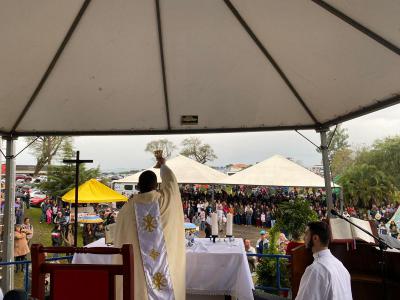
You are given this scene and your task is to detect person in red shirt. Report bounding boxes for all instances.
[285,232,304,255]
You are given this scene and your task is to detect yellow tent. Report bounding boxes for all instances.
[62,179,128,203]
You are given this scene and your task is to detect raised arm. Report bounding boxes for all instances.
[160,164,178,192]
[154,154,178,192]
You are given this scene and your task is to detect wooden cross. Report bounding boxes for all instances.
[63,151,93,247]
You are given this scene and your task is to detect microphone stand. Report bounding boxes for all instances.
[331,210,393,300]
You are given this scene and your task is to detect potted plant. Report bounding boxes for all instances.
[256,199,318,296]
[275,198,318,240]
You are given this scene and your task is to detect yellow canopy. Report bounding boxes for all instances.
[62,179,128,203]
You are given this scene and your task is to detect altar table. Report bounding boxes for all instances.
[72,238,254,300]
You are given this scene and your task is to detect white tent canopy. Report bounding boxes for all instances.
[114,155,228,184]
[0,0,399,136]
[3,1,399,292]
[218,154,334,188]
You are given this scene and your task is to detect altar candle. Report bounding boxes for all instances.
[211,213,218,236]
[226,213,233,236]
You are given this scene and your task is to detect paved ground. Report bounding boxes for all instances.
[233,224,266,245]
[197,223,266,247]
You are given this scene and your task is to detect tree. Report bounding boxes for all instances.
[145,139,176,159]
[355,136,400,188]
[40,164,100,200]
[276,199,318,240]
[338,163,396,208]
[25,136,73,177]
[330,148,354,179]
[180,137,217,164]
[318,125,350,161]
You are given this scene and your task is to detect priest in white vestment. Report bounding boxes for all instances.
[113,153,185,300]
[296,221,352,300]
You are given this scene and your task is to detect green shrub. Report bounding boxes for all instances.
[256,226,290,292]
[276,199,318,240]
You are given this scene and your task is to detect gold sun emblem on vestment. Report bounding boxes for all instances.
[152,272,167,291]
[143,213,157,232]
[149,248,160,261]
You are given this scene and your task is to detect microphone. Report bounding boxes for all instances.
[330,209,345,219]
[330,209,339,216]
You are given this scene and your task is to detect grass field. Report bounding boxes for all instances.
[13,207,84,289]
[24,207,84,247]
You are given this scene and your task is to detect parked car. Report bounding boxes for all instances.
[31,190,46,198]
[29,191,48,206]
[30,195,48,207]
[33,176,47,184]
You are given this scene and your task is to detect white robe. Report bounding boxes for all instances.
[113,164,186,300]
[296,249,352,300]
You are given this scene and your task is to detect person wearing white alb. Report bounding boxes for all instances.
[296,221,352,300]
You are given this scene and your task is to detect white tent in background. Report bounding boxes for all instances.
[114,155,227,185]
[218,154,332,187]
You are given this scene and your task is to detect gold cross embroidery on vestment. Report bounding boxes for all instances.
[149,248,160,261]
[152,272,167,291]
[143,213,157,232]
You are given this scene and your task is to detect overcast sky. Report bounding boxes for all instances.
[9,104,400,172]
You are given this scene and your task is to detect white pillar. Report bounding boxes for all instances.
[318,129,333,217]
[1,136,17,292]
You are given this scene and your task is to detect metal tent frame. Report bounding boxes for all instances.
[1,0,399,292]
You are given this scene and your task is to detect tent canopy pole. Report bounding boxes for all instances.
[318,129,333,217]
[1,137,17,293]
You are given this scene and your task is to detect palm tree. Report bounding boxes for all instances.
[339,164,395,208]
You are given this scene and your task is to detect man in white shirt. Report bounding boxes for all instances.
[296,221,352,300]
[244,238,257,272]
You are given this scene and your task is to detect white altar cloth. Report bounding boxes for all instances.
[186,238,254,300]
[73,238,254,300]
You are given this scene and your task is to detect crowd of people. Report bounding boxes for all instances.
[10,196,120,271]
[8,181,400,277]
[181,186,335,228]
[39,200,117,247]
[181,186,400,243]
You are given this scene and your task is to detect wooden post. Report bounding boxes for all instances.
[31,244,46,300]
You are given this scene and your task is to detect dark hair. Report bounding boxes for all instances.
[138,170,158,193]
[24,217,29,222]
[307,221,331,246]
